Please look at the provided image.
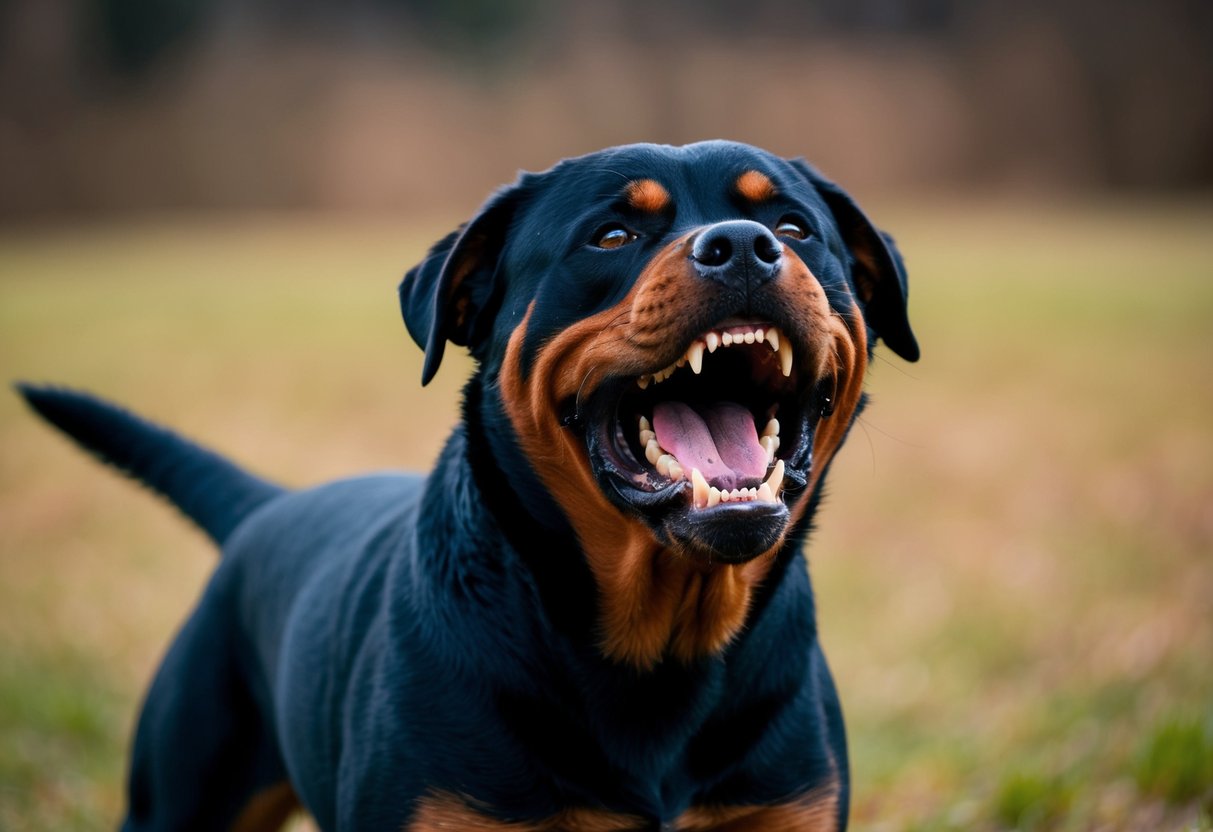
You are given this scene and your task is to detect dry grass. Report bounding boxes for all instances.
[1,201,1210,830]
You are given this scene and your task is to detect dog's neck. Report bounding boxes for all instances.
[453,373,812,670]
[460,374,600,636]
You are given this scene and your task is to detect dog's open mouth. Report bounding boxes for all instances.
[581,319,833,563]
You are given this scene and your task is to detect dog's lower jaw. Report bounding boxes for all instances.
[497,308,796,669]
[482,405,782,667]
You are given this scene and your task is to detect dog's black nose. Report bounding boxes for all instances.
[690,220,783,290]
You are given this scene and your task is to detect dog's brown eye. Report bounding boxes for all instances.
[594,225,637,250]
[774,218,808,241]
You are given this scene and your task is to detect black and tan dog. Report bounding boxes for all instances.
[19,140,918,831]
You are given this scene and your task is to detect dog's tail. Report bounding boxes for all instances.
[15,383,284,547]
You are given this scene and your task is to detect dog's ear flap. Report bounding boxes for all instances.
[399,184,524,385]
[790,160,920,362]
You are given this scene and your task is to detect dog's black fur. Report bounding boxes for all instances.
[19,140,916,831]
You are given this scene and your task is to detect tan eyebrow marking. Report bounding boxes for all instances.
[736,170,777,202]
[625,179,671,213]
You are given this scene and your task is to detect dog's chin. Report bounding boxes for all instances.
[661,500,791,564]
[592,462,802,565]
[588,449,802,565]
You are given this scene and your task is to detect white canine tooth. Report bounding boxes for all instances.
[687,341,704,375]
[766,459,785,495]
[645,439,662,465]
[638,415,651,432]
[721,331,733,346]
[760,435,778,463]
[757,482,775,503]
[707,487,721,508]
[743,331,755,344]
[779,339,793,377]
[767,328,780,352]
[639,429,655,446]
[656,454,673,476]
[691,468,709,508]
[668,460,684,481]
[705,331,720,353]
[763,418,779,437]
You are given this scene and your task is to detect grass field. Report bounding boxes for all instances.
[1,201,1211,830]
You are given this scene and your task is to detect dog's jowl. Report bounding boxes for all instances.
[20,141,918,831]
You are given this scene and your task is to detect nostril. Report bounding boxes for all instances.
[694,235,733,268]
[754,232,781,265]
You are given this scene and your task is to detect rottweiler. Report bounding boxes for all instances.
[18,140,918,831]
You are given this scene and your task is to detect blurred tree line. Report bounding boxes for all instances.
[1,0,1210,218]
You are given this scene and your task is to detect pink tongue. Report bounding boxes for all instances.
[652,401,768,490]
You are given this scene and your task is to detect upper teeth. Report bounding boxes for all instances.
[638,324,793,389]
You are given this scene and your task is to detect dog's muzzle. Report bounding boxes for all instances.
[690,220,783,294]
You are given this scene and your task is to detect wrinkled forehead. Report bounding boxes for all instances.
[519,141,821,230]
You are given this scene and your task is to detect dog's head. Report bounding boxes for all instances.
[401,141,917,665]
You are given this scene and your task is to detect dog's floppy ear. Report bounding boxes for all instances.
[399,183,525,385]
[790,159,920,362]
